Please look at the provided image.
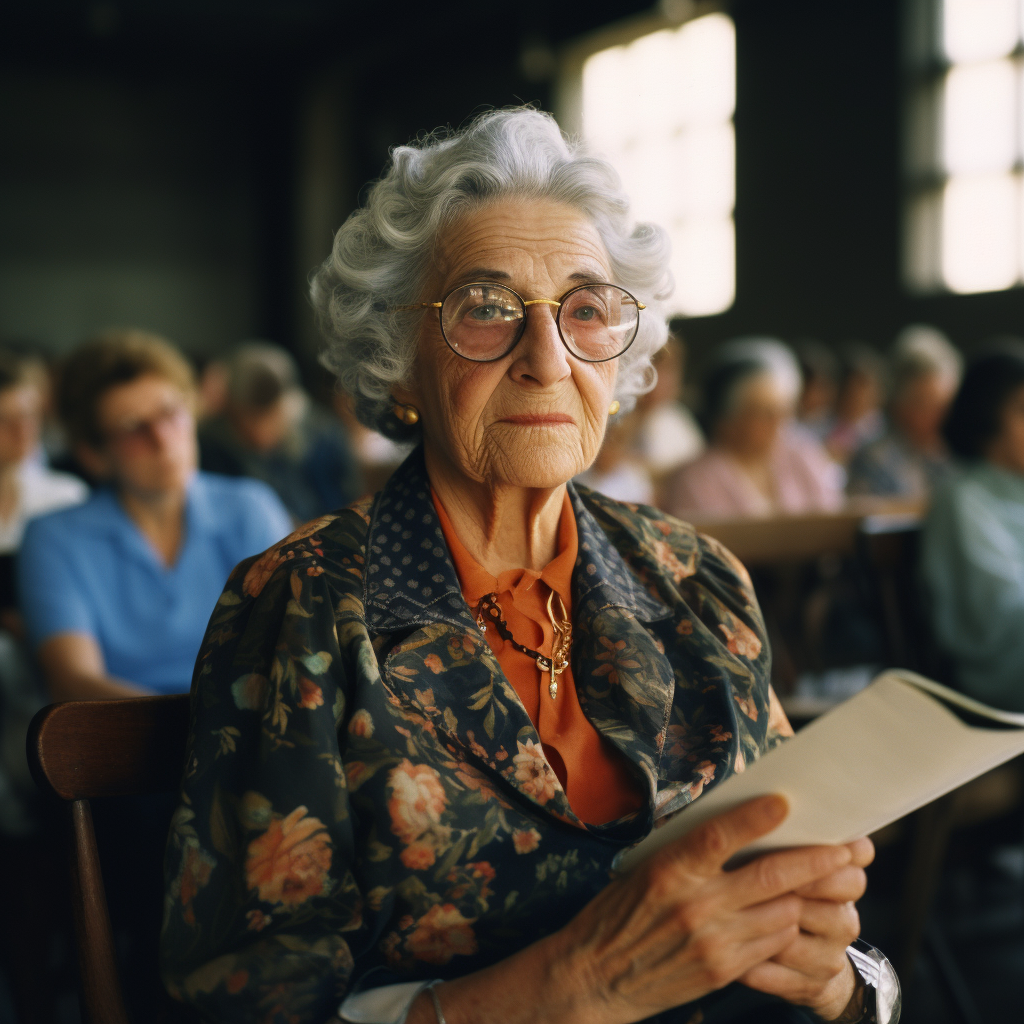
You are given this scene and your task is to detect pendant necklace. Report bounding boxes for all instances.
[475,589,572,699]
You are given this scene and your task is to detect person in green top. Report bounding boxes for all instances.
[922,340,1024,711]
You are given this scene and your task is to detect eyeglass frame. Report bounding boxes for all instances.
[396,280,646,364]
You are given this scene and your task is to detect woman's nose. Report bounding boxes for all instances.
[509,304,571,387]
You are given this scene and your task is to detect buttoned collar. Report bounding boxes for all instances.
[363,447,669,634]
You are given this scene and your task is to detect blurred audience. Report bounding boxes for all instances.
[824,343,886,464]
[332,389,413,495]
[633,334,705,477]
[199,341,361,521]
[18,329,292,702]
[0,352,85,560]
[666,338,843,520]
[922,341,1024,711]
[794,340,839,443]
[575,409,655,505]
[847,325,961,500]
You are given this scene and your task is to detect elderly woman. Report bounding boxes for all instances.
[846,326,961,500]
[922,341,1024,711]
[666,339,844,520]
[161,111,888,1024]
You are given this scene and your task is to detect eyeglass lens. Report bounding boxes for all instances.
[440,283,639,363]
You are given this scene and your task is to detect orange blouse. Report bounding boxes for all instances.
[432,490,645,825]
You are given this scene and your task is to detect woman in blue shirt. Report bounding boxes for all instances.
[18,330,294,700]
[922,341,1024,711]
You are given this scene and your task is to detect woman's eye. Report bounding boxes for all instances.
[468,304,516,322]
[573,305,598,321]
[470,305,500,321]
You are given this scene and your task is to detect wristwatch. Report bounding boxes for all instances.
[833,940,901,1024]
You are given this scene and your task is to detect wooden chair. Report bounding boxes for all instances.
[26,695,192,1024]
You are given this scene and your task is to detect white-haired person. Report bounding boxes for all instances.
[160,110,895,1024]
[846,326,961,501]
[665,339,845,521]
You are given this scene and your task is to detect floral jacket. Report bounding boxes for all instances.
[161,448,788,1024]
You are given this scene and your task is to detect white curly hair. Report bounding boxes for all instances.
[310,107,674,439]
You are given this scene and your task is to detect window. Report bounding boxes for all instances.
[562,12,736,318]
[905,0,1024,294]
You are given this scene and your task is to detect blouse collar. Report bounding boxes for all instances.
[363,447,668,634]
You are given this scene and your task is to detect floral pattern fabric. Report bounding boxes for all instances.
[160,448,787,1023]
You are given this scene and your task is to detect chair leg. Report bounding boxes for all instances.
[923,921,983,1024]
[895,791,958,980]
[67,799,132,1024]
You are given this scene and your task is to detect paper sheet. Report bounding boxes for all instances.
[615,670,1024,872]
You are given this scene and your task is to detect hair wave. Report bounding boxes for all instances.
[310,107,673,438]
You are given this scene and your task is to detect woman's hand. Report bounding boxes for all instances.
[741,836,874,1021]
[409,797,870,1024]
[544,794,864,1024]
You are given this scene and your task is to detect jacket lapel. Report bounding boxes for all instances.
[362,449,679,827]
[568,488,676,800]
[364,450,579,824]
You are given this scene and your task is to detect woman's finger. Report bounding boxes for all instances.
[793,899,860,944]
[658,795,790,877]
[846,837,875,868]
[765,931,854,979]
[792,865,867,902]
[711,843,853,914]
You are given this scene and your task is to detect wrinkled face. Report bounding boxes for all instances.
[988,384,1024,475]
[396,198,619,490]
[86,374,197,496]
[0,384,42,467]
[716,373,792,461]
[893,372,957,447]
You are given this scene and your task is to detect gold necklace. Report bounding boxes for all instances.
[475,588,573,700]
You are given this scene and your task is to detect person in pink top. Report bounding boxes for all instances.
[666,338,845,520]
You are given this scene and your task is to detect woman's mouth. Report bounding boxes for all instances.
[499,413,575,426]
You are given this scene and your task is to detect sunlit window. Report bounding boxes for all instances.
[577,13,736,317]
[905,0,1024,294]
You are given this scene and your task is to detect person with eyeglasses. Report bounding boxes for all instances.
[17,329,294,702]
[162,110,898,1024]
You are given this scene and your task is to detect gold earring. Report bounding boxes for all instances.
[393,402,420,425]
[608,400,620,415]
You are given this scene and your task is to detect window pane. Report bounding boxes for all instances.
[942,0,1018,62]
[670,218,735,316]
[941,172,1019,292]
[672,13,736,126]
[943,59,1017,173]
[668,124,736,220]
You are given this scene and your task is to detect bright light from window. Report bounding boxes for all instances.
[581,13,736,317]
[942,173,1019,292]
[942,60,1016,173]
[942,0,1018,63]
[905,1,1024,295]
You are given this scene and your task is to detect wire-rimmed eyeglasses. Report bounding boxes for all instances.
[396,281,645,364]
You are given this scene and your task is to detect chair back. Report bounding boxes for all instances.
[27,695,191,1024]
[858,515,952,682]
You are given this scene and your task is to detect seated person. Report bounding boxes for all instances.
[666,339,844,520]
[793,339,839,443]
[847,326,960,500]
[574,409,656,505]
[632,334,705,476]
[0,350,87,611]
[18,329,294,701]
[161,109,882,1024]
[823,344,886,464]
[922,341,1024,711]
[199,341,361,522]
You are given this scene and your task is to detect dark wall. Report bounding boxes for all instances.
[3,1,1021,366]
